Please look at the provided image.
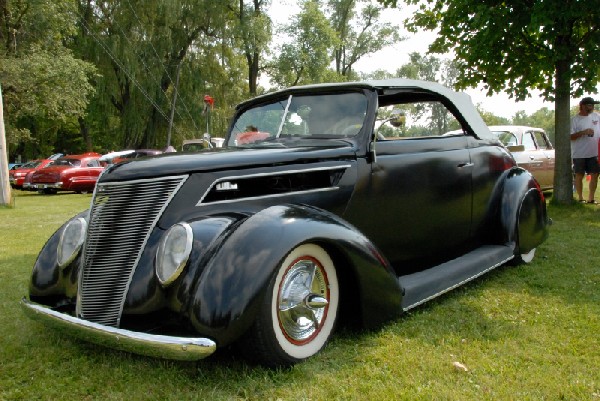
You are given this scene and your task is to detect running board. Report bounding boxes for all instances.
[398,245,514,311]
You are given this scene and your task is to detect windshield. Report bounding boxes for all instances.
[19,161,40,169]
[53,159,81,167]
[491,131,518,146]
[227,92,368,147]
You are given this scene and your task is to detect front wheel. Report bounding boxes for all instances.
[241,243,339,367]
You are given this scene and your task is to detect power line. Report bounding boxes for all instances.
[123,0,200,130]
[78,15,172,126]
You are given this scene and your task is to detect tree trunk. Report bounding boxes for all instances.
[79,117,92,151]
[248,51,259,95]
[552,58,574,204]
[0,85,12,206]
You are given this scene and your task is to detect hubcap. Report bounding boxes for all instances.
[278,256,329,344]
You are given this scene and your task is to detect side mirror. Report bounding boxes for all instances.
[389,110,406,128]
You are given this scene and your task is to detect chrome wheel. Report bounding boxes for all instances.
[242,243,339,366]
[277,254,331,344]
[271,244,338,360]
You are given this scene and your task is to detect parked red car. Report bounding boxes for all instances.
[9,159,54,189]
[29,152,105,194]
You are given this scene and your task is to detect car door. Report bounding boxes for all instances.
[344,99,473,270]
[531,130,555,189]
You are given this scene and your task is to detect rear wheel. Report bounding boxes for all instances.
[514,248,536,264]
[511,188,544,265]
[242,243,339,367]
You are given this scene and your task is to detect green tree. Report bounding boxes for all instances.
[513,108,556,144]
[378,0,600,204]
[477,109,510,126]
[74,0,246,150]
[231,0,272,95]
[327,0,403,79]
[0,0,96,160]
[394,53,462,134]
[269,0,339,87]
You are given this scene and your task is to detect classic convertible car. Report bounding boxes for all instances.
[22,79,550,367]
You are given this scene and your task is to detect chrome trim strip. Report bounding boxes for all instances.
[198,187,340,207]
[22,299,216,361]
[401,255,515,312]
[196,164,351,206]
[275,95,292,138]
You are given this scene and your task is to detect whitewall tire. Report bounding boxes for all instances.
[242,243,339,367]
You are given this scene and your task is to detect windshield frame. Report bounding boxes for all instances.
[226,90,370,148]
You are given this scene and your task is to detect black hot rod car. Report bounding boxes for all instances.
[22,79,550,367]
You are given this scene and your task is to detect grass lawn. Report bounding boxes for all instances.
[1,190,599,400]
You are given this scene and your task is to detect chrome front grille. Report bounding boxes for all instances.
[77,175,188,326]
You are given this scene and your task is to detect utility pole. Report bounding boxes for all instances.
[0,85,12,206]
[166,62,182,148]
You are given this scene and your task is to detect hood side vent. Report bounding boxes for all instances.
[198,165,349,205]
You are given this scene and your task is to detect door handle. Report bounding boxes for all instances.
[457,162,474,168]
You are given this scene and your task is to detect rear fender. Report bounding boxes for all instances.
[185,204,402,346]
[500,168,549,253]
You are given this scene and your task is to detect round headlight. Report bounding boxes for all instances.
[156,223,193,286]
[57,217,87,267]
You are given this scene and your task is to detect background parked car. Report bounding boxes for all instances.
[21,170,36,191]
[182,136,225,151]
[29,152,104,194]
[111,149,162,164]
[9,159,54,189]
[99,150,135,165]
[488,125,555,191]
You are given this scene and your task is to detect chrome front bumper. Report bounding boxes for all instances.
[21,298,217,361]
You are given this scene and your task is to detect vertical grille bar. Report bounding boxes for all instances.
[77,175,188,326]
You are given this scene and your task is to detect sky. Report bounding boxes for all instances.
[266,1,594,119]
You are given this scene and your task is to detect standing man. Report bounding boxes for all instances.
[571,96,600,203]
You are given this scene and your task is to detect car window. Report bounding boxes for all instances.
[522,132,537,150]
[18,161,38,169]
[54,159,81,167]
[532,131,550,149]
[228,92,368,146]
[491,131,518,146]
[376,100,463,139]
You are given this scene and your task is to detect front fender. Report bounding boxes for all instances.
[185,204,402,346]
[29,210,89,304]
[500,168,549,252]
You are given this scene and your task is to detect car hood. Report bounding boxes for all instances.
[101,142,357,182]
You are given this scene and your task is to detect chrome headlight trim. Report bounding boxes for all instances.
[57,217,87,267]
[155,222,193,286]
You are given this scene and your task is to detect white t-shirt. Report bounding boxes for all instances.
[570,112,600,158]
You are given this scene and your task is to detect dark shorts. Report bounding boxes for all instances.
[573,157,600,174]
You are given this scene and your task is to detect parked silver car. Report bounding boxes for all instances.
[488,125,555,191]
